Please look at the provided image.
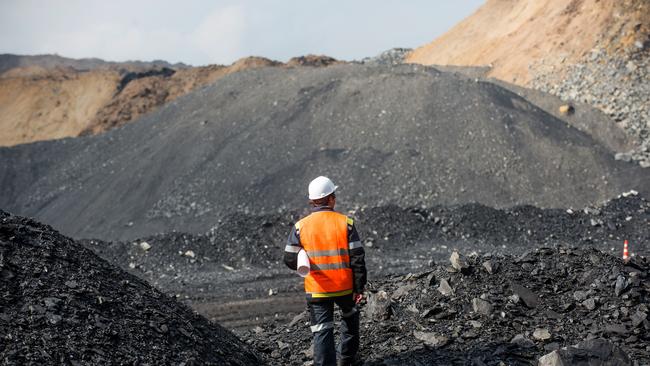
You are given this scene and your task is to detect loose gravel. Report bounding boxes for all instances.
[532,48,650,167]
[245,246,649,365]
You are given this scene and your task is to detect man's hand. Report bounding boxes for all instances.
[353,292,363,304]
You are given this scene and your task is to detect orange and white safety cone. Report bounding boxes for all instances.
[622,240,629,262]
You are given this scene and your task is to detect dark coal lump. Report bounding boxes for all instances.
[245,247,650,365]
[0,210,262,365]
[538,338,631,365]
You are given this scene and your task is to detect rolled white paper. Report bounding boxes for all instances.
[297,249,310,277]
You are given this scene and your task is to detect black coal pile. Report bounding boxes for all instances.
[84,194,649,297]
[83,212,294,302]
[244,246,650,365]
[1,63,648,241]
[0,210,262,365]
[78,194,648,334]
[359,192,650,259]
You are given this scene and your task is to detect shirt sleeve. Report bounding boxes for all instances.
[347,218,367,293]
[283,223,302,271]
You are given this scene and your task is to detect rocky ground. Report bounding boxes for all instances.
[244,246,649,365]
[0,210,262,365]
[1,192,648,365]
[83,192,649,332]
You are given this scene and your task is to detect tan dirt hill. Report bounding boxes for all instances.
[0,67,120,146]
[81,57,281,135]
[0,55,337,146]
[405,0,650,84]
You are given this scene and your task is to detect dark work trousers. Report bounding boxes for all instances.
[308,294,360,366]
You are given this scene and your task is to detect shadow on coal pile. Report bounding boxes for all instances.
[0,210,262,365]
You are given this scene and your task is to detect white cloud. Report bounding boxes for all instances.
[38,23,145,60]
[0,1,249,65]
[189,4,247,64]
[1,1,483,65]
[6,16,186,63]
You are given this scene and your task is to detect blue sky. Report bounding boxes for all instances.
[0,1,484,66]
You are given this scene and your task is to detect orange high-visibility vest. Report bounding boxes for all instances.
[297,211,353,298]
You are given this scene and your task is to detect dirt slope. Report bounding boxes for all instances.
[0,57,281,146]
[0,67,120,146]
[406,0,649,84]
[82,57,281,135]
[0,55,340,146]
[1,63,647,240]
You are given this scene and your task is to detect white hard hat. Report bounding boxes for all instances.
[308,176,338,200]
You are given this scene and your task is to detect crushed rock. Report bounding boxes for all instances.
[0,210,262,365]
[244,246,649,365]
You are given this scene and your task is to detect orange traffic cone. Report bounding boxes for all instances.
[622,240,629,262]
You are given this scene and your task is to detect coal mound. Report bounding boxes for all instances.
[85,194,650,297]
[1,63,648,241]
[245,247,650,365]
[0,210,261,365]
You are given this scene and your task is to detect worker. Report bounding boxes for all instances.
[284,176,367,366]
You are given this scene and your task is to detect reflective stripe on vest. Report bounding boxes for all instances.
[310,289,353,298]
[311,262,350,271]
[305,248,348,257]
[297,211,353,297]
